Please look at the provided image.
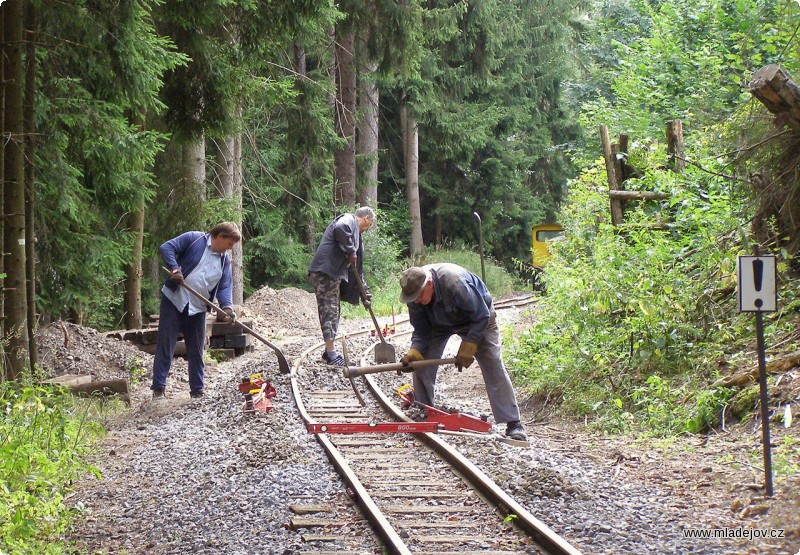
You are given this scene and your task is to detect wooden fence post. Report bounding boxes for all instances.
[666,120,685,173]
[599,125,624,226]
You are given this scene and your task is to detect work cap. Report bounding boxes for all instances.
[399,267,429,303]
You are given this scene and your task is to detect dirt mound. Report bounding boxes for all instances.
[244,285,319,336]
[36,321,154,382]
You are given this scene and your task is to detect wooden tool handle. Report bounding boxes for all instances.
[343,358,457,378]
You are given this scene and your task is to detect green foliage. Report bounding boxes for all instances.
[33,0,185,326]
[508,146,776,434]
[0,383,104,554]
[380,0,583,267]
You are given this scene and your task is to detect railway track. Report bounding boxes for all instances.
[288,294,583,554]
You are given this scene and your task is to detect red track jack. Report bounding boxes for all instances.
[239,373,276,414]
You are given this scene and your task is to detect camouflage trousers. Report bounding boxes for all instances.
[309,271,341,342]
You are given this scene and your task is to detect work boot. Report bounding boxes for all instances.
[505,421,527,441]
[152,387,165,400]
[190,389,205,399]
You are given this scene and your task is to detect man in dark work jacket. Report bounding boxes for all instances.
[399,263,527,441]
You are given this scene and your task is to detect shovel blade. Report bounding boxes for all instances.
[374,342,396,364]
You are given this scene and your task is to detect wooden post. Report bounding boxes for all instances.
[666,120,685,173]
[599,125,624,226]
[616,133,629,181]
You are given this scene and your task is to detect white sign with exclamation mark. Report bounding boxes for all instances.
[738,255,777,313]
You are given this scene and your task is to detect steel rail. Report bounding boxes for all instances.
[288,292,569,554]
[361,364,582,555]
[289,343,413,555]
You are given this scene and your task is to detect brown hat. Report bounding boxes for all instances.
[399,267,430,303]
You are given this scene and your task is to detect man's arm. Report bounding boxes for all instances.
[159,231,201,270]
[332,215,358,259]
[216,255,234,308]
[453,284,491,343]
[408,303,433,353]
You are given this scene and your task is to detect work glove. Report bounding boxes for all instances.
[455,341,478,371]
[169,268,184,284]
[219,306,236,322]
[400,348,424,368]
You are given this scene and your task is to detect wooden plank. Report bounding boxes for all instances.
[289,504,333,515]
[290,517,346,529]
[370,491,466,499]
[43,374,92,386]
[381,505,473,513]
[392,520,478,529]
[415,552,530,555]
[415,535,496,543]
[301,534,347,542]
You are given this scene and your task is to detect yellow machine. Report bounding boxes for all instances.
[531,223,564,268]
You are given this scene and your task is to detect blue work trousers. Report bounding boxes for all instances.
[151,294,207,393]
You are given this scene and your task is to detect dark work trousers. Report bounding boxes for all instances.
[151,293,207,393]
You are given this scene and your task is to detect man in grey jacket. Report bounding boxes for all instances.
[309,207,376,366]
[398,263,527,441]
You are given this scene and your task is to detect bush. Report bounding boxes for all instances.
[0,382,103,554]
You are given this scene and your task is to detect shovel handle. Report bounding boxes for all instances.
[343,358,457,378]
[160,267,291,374]
[348,261,389,346]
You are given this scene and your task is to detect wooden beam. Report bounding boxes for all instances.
[608,190,670,200]
[749,64,800,129]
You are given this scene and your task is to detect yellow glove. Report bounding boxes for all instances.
[400,348,424,367]
[455,341,478,370]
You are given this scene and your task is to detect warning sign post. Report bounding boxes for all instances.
[737,254,777,496]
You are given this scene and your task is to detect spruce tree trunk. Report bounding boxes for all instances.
[232,131,243,306]
[401,102,424,258]
[181,136,206,204]
[124,200,145,329]
[333,29,356,207]
[3,0,31,379]
[356,57,379,207]
[293,42,316,249]
[213,131,243,306]
[1,12,7,344]
[24,2,37,368]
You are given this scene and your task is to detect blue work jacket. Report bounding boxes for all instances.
[160,231,233,309]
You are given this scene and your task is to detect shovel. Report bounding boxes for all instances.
[161,267,291,374]
[349,262,396,363]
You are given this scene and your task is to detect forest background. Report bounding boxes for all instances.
[1,0,800,433]
[3,1,800,551]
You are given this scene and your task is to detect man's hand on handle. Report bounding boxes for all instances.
[219,306,236,322]
[400,348,424,367]
[455,341,478,371]
[170,268,184,284]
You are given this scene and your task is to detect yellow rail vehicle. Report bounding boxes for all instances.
[531,223,564,269]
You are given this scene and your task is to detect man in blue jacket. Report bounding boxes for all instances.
[151,222,241,400]
[398,263,527,441]
[309,207,376,366]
